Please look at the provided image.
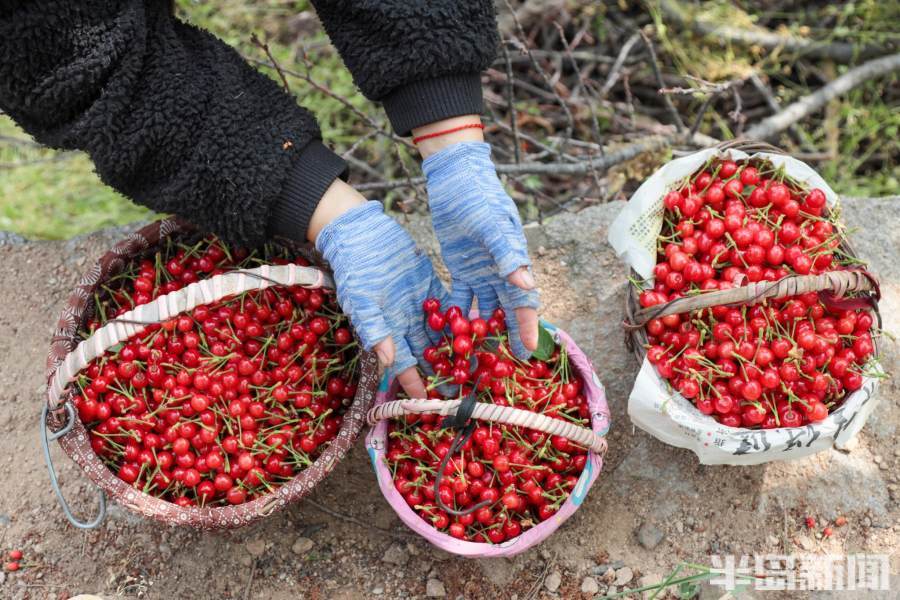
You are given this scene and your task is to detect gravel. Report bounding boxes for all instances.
[637,522,666,550]
[382,543,409,566]
[614,567,634,586]
[581,576,600,594]
[244,539,266,557]
[291,537,314,555]
[544,570,562,593]
[594,560,624,574]
[426,578,446,598]
[0,232,26,246]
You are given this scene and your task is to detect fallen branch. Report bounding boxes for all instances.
[658,0,889,63]
[599,32,642,98]
[748,73,815,150]
[660,75,744,96]
[501,135,671,175]
[485,114,581,163]
[343,154,384,181]
[744,52,900,141]
[355,135,672,192]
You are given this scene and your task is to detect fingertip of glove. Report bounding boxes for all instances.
[509,341,533,362]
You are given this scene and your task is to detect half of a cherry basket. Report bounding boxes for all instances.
[366,303,611,558]
[610,140,883,465]
[42,219,378,529]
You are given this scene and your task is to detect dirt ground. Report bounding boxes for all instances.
[0,199,897,600]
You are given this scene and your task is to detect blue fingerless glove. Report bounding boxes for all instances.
[423,142,540,358]
[316,201,446,374]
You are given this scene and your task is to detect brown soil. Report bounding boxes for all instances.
[0,201,897,599]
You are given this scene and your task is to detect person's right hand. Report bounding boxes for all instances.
[314,198,445,399]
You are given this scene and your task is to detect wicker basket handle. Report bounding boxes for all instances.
[627,269,878,329]
[367,398,608,455]
[46,264,334,412]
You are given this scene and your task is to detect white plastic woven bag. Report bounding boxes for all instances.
[609,148,882,465]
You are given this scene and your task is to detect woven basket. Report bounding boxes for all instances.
[43,219,378,529]
[365,323,610,557]
[624,140,881,406]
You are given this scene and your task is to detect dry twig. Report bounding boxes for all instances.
[305,498,417,540]
[600,32,642,98]
[659,75,744,96]
[243,559,256,600]
[502,0,576,153]
[246,54,414,150]
[250,34,290,93]
[744,52,900,140]
[639,31,686,132]
[501,42,522,164]
[554,21,603,151]
[688,94,716,138]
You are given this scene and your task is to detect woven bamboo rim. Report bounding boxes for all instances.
[623,142,881,363]
[626,269,878,329]
[47,263,334,409]
[367,398,608,455]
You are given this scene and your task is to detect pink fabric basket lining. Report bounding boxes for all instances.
[365,325,610,557]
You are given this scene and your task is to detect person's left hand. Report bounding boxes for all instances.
[423,141,539,358]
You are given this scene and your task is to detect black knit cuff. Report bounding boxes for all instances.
[268,140,348,241]
[382,73,484,137]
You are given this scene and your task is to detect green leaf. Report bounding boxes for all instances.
[531,324,556,361]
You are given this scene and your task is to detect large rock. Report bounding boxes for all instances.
[0,231,26,246]
[0,196,897,598]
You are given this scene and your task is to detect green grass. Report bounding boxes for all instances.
[0,117,153,240]
[814,82,900,197]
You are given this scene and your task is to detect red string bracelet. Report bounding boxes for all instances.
[412,123,485,145]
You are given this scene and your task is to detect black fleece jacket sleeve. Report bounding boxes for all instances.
[0,0,347,246]
[310,0,500,136]
[0,1,499,244]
